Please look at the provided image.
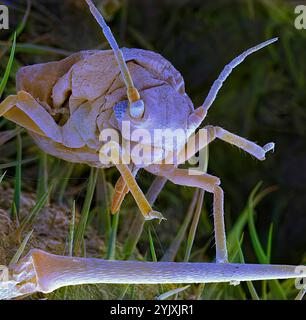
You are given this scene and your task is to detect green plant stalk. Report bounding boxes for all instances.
[236,237,260,300]
[107,210,120,260]
[0,171,6,184]
[262,223,273,299]
[148,227,157,262]
[16,187,50,240]
[0,33,16,98]
[13,0,31,39]
[162,189,199,262]
[36,152,48,201]
[68,201,76,257]
[12,132,22,218]
[96,169,111,238]
[247,193,286,300]
[184,190,204,262]
[295,289,306,300]
[9,230,33,265]
[156,285,190,300]
[74,168,98,255]
[0,157,37,170]
[58,163,74,203]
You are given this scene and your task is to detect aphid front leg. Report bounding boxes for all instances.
[111,166,139,214]
[147,165,228,263]
[111,176,129,214]
[204,126,275,160]
[100,141,164,221]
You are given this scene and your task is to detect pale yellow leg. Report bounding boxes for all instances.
[147,165,228,263]
[111,176,129,214]
[111,167,139,214]
[206,126,274,160]
[174,126,274,165]
[101,142,164,221]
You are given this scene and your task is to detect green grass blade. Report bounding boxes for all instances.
[9,229,33,265]
[107,211,120,260]
[0,171,6,184]
[247,190,287,300]
[96,169,111,238]
[118,285,130,300]
[0,32,16,98]
[17,186,51,239]
[13,0,31,39]
[123,215,144,260]
[227,183,277,258]
[74,168,98,255]
[58,163,74,203]
[295,289,306,300]
[184,190,204,262]
[0,157,37,170]
[236,237,260,300]
[156,285,190,300]
[68,201,76,256]
[224,183,262,259]
[261,223,273,299]
[36,152,48,201]
[247,201,268,263]
[0,128,21,146]
[11,202,19,226]
[161,189,199,261]
[266,223,273,262]
[14,43,72,56]
[148,226,157,262]
[11,132,22,218]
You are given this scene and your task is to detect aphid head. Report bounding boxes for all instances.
[85,0,198,165]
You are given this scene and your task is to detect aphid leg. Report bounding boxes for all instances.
[116,164,164,221]
[173,126,274,165]
[204,126,274,160]
[111,176,129,214]
[100,141,164,221]
[111,166,139,214]
[147,165,228,263]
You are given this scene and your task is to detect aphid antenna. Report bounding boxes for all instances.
[85,0,145,119]
[192,37,279,128]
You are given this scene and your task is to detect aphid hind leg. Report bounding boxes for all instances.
[147,165,228,263]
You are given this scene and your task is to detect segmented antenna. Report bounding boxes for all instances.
[85,0,144,118]
[201,38,278,114]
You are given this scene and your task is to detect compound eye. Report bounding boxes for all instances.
[113,100,129,123]
[129,99,145,119]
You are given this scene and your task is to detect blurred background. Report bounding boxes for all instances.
[0,0,305,299]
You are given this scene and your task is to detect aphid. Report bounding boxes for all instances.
[0,0,275,264]
[1,1,301,300]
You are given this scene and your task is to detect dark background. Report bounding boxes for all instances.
[0,0,305,266]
